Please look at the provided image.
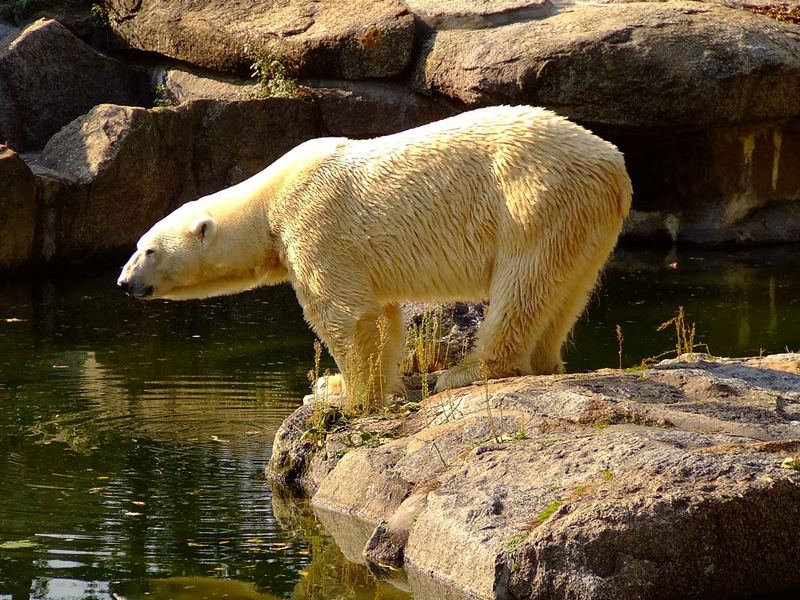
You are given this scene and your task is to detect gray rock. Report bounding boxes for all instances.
[106,0,415,79]
[0,19,148,151]
[0,145,37,272]
[31,98,317,263]
[267,354,800,599]
[154,69,455,139]
[414,1,800,130]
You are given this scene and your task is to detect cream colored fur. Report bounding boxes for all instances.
[119,106,633,400]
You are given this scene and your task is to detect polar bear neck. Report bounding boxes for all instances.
[194,178,286,291]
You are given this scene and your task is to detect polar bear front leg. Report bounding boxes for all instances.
[300,292,404,409]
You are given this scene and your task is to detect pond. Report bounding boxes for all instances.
[1,246,800,600]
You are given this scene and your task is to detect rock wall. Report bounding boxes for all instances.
[1,1,800,273]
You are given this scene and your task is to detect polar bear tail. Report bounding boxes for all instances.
[613,157,634,219]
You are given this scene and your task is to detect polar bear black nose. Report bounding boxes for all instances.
[117,278,131,293]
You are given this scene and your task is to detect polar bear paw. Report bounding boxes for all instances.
[303,374,346,406]
[433,363,482,393]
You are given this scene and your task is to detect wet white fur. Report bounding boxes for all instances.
[120,105,633,397]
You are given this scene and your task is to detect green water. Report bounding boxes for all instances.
[1,246,799,599]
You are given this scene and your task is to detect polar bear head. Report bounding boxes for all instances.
[117,197,285,301]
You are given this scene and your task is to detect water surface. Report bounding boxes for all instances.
[1,246,799,599]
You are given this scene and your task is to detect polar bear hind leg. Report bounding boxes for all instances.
[434,204,621,392]
[529,216,623,374]
[434,245,565,392]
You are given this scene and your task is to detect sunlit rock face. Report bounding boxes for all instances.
[105,0,416,79]
[268,353,800,600]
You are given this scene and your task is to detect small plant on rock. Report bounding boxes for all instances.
[0,0,48,24]
[638,305,711,367]
[245,44,301,99]
[90,2,109,27]
[152,84,175,107]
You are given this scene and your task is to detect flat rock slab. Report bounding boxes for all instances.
[414,1,800,129]
[153,67,454,139]
[106,0,415,79]
[407,0,556,29]
[268,354,800,599]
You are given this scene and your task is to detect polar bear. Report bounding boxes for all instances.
[118,106,632,401]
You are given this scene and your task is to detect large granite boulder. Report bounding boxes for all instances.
[106,0,415,79]
[0,146,37,272]
[268,354,800,599]
[414,1,800,130]
[157,67,260,104]
[306,79,454,138]
[0,19,148,151]
[31,98,317,263]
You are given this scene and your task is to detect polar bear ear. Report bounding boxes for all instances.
[190,216,216,243]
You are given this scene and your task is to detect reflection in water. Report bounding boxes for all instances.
[1,247,800,599]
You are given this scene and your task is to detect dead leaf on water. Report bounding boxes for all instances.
[0,539,37,549]
[270,543,291,551]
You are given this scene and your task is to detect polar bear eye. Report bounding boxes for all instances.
[145,249,155,256]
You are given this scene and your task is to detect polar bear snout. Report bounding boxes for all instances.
[117,275,154,299]
[118,249,158,299]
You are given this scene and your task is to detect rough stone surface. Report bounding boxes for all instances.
[106,0,415,79]
[158,67,260,104]
[414,2,800,130]
[308,80,454,139]
[31,98,317,263]
[407,0,555,29]
[0,19,148,151]
[0,145,37,272]
[267,354,800,599]
[153,69,455,139]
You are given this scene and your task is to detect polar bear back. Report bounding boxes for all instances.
[272,105,631,304]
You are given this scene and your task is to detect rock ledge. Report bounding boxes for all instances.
[268,353,800,599]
